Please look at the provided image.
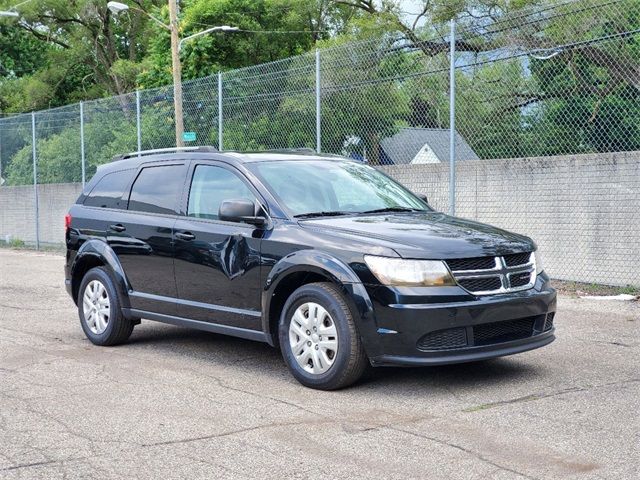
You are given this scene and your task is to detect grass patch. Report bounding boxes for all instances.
[0,237,26,248]
[553,279,639,297]
[8,237,25,248]
[0,238,64,253]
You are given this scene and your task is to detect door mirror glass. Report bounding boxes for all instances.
[219,199,266,226]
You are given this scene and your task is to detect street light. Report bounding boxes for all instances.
[107,1,170,31]
[179,25,239,51]
[106,1,128,14]
[108,1,237,147]
[0,0,31,18]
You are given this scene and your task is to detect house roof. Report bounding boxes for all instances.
[379,128,479,165]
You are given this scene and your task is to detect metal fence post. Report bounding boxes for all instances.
[218,72,223,151]
[31,111,40,250]
[136,90,142,155]
[449,18,456,216]
[80,101,86,187]
[315,48,321,153]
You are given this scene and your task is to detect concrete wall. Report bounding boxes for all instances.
[0,183,82,246]
[1,151,638,285]
[379,151,640,286]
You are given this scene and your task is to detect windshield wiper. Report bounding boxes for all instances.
[294,211,351,219]
[360,207,424,214]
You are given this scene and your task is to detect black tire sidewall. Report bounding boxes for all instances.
[279,284,357,389]
[78,267,121,345]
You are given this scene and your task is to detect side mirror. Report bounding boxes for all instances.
[219,199,267,227]
[416,193,429,204]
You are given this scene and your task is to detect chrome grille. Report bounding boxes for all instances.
[509,271,532,288]
[504,252,533,267]
[445,256,496,271]
[446,252,535,295]
[458,277,502,292]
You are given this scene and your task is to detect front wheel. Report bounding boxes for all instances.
[279,282,368,390]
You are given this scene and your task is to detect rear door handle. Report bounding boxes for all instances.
[175,231,195,241]
[109,224,126,232]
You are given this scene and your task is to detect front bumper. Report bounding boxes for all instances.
[371,329,555,366]
[365,274,557,367]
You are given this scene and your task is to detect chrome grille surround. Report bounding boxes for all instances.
[447,252,536,295]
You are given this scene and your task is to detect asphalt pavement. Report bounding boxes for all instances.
[0,249,638,479]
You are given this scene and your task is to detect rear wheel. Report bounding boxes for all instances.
[279,282,368,390]
[78,267,133,346]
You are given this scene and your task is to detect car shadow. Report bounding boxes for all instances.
[125,322,546,393]
[360,358,542,392]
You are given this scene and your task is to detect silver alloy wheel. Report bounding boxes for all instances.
[288,302,338,375]
[82,280,110,335]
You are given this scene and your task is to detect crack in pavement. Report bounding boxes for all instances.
[389,426,542,480]
[462,378,640,413]
[0,303,69,311]
[0,458,85,473]
[140,418,334,447]
[141,413,435,448]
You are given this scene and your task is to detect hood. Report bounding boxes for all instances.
[300,212,534,259]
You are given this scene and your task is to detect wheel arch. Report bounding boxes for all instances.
[261,250,376,350]
[70,240,131,310]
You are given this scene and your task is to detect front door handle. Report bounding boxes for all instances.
[175,231,195,241]
[109,224,126,232]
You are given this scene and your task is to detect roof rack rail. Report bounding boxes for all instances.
[263,148,348,158]
[263,147,319,155]
[112,146,218,162]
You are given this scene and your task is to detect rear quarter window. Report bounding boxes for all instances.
[127,164,187,215]
[84,169,134,209]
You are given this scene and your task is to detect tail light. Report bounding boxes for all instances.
[64,213,72,233]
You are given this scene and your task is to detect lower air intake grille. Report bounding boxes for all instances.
[417,327,468,351]
[473,317,535,346]
[543,313,555,331]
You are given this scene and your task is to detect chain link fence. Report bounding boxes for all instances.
[0,0,638,285]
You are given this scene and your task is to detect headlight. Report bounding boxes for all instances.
[364,255,456,287]
[534,250,544,275]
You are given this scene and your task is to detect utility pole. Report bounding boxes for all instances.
[168,0,184,147]
[449,18,456,216]
[108,2,238,148]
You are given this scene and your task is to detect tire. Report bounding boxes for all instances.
[78,267,134,346]
[279,282,368,390]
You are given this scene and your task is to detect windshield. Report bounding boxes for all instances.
[249,160,430,217]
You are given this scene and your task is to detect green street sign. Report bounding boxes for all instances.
[182,131,196,142]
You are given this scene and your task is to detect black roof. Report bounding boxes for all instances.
[379,128,479,165]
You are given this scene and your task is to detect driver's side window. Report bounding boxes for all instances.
[187,165,254,220]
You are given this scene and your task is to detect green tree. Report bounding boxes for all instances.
[0,0,164,111]
[138,0,356,87]
[0,23,49,78]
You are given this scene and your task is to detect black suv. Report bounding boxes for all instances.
[65,147,556,390]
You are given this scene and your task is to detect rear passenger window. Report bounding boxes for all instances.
[84,170,133,209]
[128,164,186,215]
